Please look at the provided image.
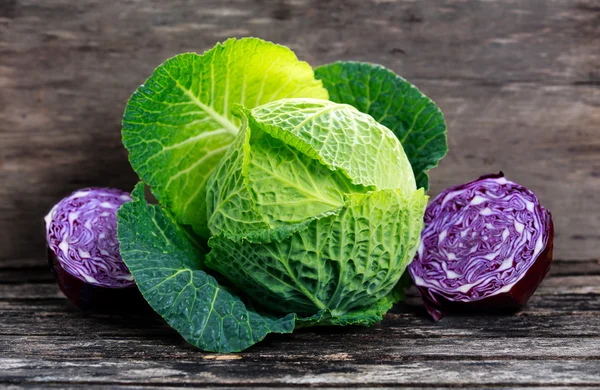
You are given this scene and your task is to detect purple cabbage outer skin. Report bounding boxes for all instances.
[408,173,554,321]
[45,188,140,310]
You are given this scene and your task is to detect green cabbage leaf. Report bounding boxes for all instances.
[123,38,328,238]
[117,183,296,353]
[315,61,447,190]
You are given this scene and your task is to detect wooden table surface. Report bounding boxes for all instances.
[1,0,599,388]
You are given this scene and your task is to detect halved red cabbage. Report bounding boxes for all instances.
[45,188,138,309]
[409,173,554,321]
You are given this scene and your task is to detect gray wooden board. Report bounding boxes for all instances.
[0,0,599,263]
[6,383,598,390]
[2,334,600,360]
[1,260,600,386]
[2,359,600,387]
[1,0,599,387]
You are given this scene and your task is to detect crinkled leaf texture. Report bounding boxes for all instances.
[295,292,401,328]
[315,61,447,190]
[117,183,295,353]
[206,99,418,236]
[122,38,328,238]
[117,183,416,351]
[206,99,428,320]
[208,189,426,317]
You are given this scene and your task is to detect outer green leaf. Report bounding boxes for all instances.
[314,61,447,190]
[122,38,328,238]
[207,188,427,316]
[117,183,295,353]
[206,99,417,236]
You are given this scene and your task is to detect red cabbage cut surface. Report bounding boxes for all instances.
[409,173,554,321]
[45,188,138,309]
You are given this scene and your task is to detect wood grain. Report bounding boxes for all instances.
[3,358,600,387]
[0,0,599,264]
[1,260,600,386]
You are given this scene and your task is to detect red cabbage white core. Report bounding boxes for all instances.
[45,188,136,308]
[409,173,554,321]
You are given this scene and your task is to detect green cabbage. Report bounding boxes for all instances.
[117,37,446,353]
[206,99,427,315]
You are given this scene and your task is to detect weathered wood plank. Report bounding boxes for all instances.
[547,259,600,276]
[7,383,598,390]
[0,260,598,342]
[2,333,600,360]
[2,358,600,386]
[0,260,597,374]
[0,281,599,353]
[1,288,600,338]
[3,277,600,301]
[1,0,599,266]
[1,297,600,339]
[6,388,600,390]
[1,0,597,84]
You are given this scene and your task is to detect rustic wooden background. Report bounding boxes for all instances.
[1,0,599,388]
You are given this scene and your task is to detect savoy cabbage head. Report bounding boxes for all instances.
[206,99,427,316]
[117,37,446,352]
